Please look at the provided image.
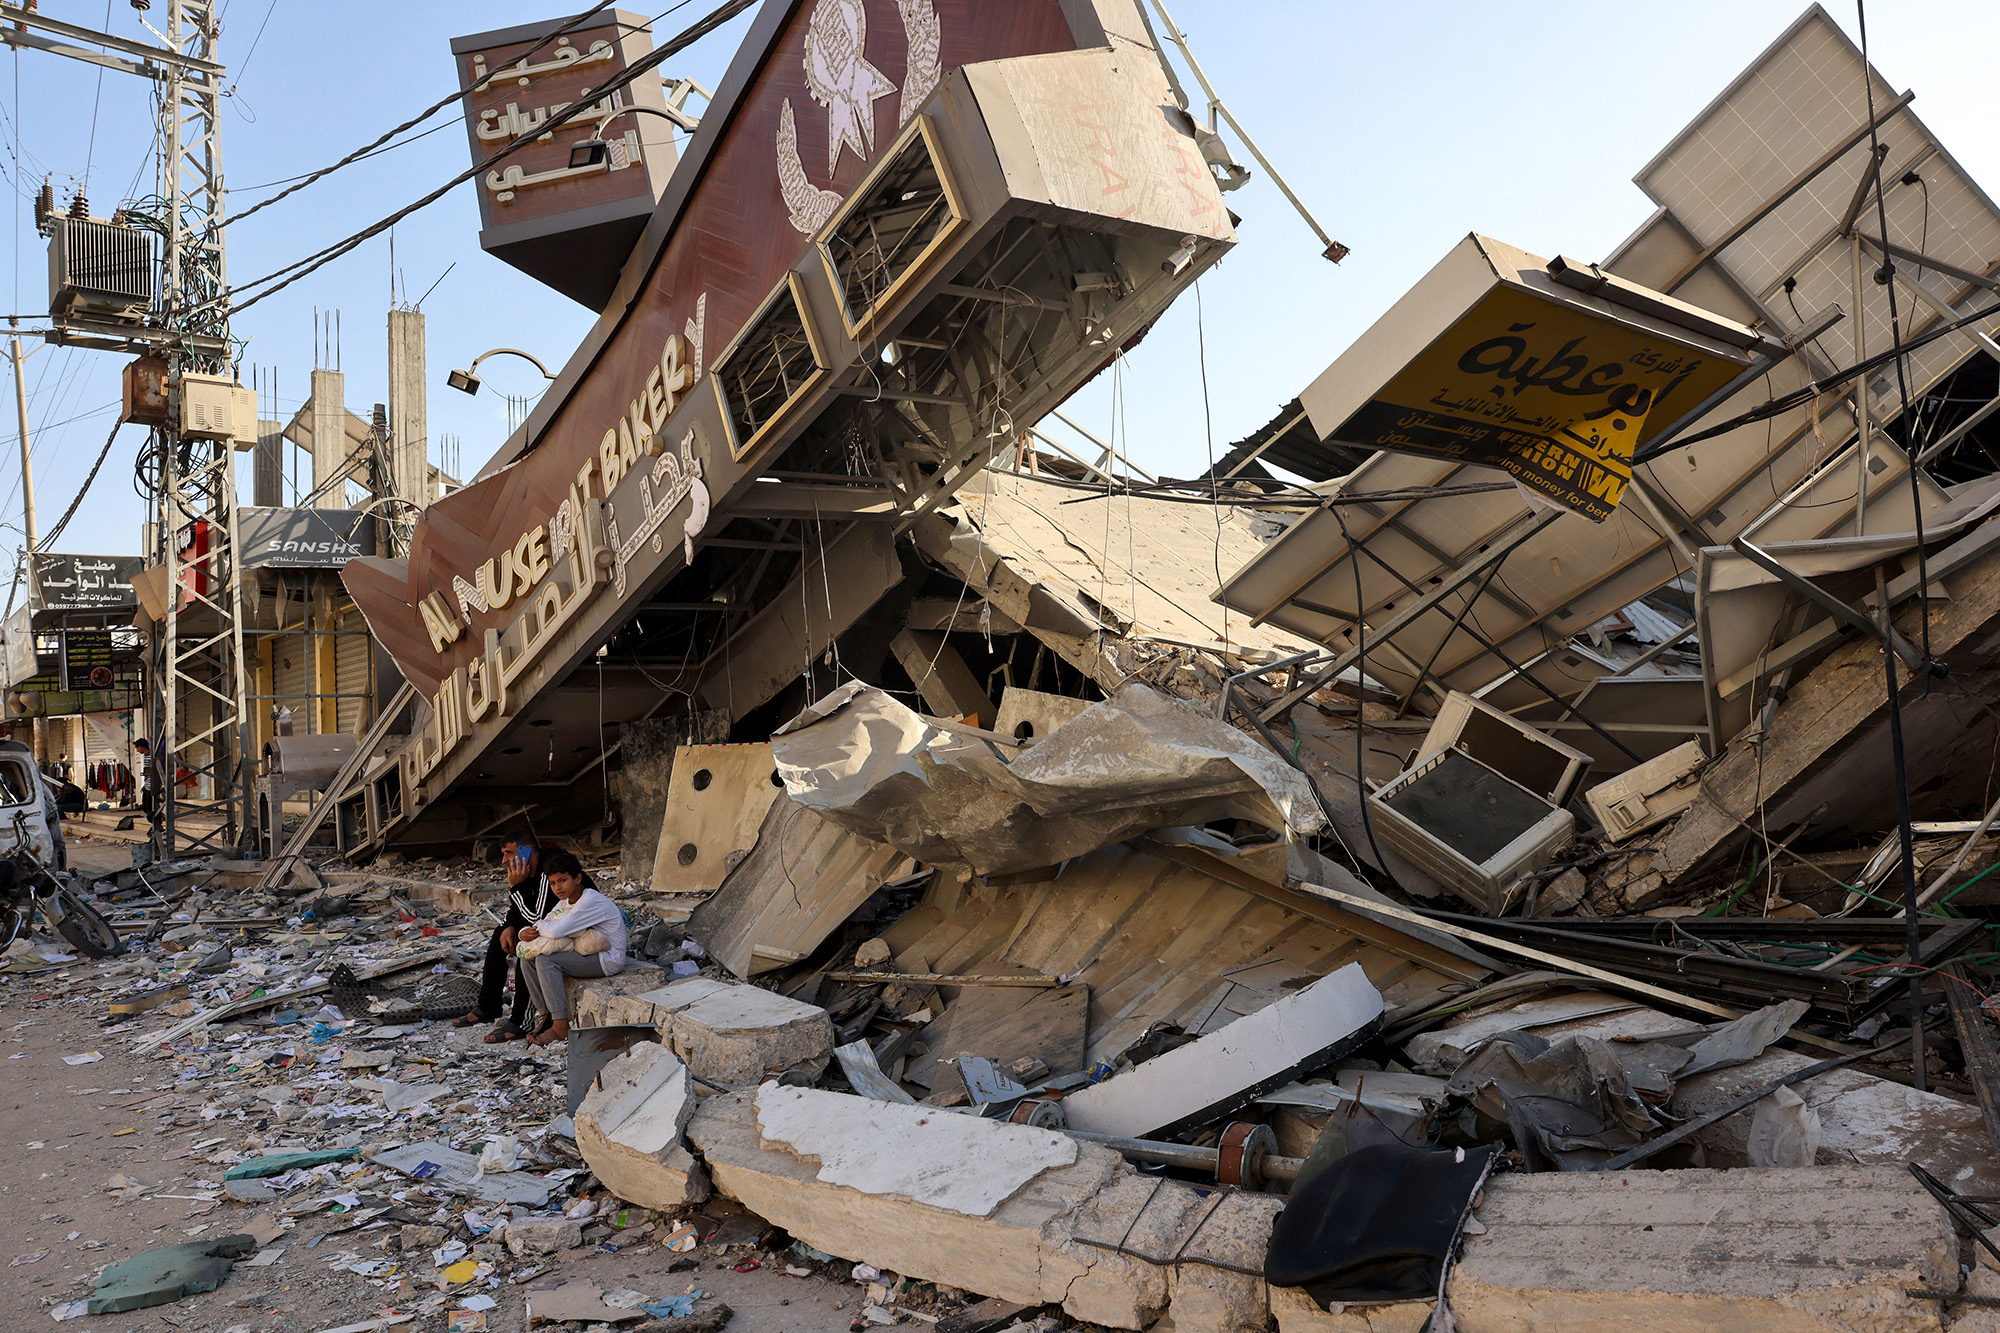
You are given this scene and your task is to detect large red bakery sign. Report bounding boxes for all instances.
[347,0,1083,697]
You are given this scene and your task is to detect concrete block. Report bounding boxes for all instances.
[1063,963,1383,1138]
[504,1216,584,1256]
[1450,1166,1953,1332]
[1063,1176,1279,1333]
[568,969,669,1028]
[642,976,835,1084]
[756,1085,1077,1214]
[687,1088,1165,1327]
[575,1042,710,1212]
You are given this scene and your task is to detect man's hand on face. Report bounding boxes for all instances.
[503,843,528,887]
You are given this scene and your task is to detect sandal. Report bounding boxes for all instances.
[451,1010,489,1028]
[526,1021,568,1048]
[484,1021,525,1044]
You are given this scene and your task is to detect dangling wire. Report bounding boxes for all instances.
[1195,279,1230,652]
[1857,0,1935,672]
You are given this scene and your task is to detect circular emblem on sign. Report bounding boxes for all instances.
[89,666,114,689]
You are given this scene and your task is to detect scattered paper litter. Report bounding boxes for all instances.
[62,1052,103,1065]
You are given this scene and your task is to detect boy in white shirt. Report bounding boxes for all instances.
[518,848,627,1046]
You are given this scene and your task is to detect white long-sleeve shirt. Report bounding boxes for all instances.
[539,887,627,972]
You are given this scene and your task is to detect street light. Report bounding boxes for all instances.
[568,102,702,171]
[445,347,557,397]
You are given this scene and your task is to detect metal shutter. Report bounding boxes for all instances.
[334,607,370,737]
[273,633,310,733]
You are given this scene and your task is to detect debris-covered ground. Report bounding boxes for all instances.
[0,836,985,1333]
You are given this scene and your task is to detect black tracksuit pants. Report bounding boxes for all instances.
[476,924,534,1026]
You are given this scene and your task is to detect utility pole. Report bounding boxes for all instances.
[154,0,249,858]
[10,325,38,554]
[8,318,44,766]
[1,0,249,856]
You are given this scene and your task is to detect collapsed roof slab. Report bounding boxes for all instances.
[909,467,1318,694]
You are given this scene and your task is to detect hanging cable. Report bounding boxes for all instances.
[1629,296,2000,465]
[1857,0,1936,1093]
[37,420,121,551]
[227,120,458,196]
[1329,504,1407,897]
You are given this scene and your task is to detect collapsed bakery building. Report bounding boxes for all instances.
[263,3,2000,1328]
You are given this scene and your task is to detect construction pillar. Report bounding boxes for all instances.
[310,368,347,509]
[387,309,427,509]
[311,584,338,736]
[253,416,283,507]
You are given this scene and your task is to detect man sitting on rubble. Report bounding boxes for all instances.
[454,835,555,1043]
[517,848,627,1047]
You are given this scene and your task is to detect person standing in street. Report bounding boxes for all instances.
[134,739,160,824]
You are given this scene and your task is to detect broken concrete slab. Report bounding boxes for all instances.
[685,797,913,979]
[575,1042,710,1212]
[569,969,674,1028]
[1062,963,1384,1138]
[1063,1173,1282,1333]
[609,975,835,1084]
[1450,1166,1954,1332]
[754,1084,1077,1215]
[771,681,1324,877]
[87,1234,257,1314]
[649,742,784,897]
[1678,1046,2000,1194]
[686,1088,1161,1327]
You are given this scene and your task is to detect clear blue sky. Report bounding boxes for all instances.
[3,0,1996,557]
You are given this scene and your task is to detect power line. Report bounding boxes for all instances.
[221,0,749,316]
[226,119,456,194]
[83,0,111,187]
[229,0,280,90]
[225,0,620,230]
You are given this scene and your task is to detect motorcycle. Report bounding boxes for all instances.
[0,812,121,958]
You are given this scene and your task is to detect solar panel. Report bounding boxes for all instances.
[1216,4,2000,761]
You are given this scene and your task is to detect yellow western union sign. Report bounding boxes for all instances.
[1336,287,1743,522]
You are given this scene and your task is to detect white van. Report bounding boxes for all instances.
[0,740,63,868]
